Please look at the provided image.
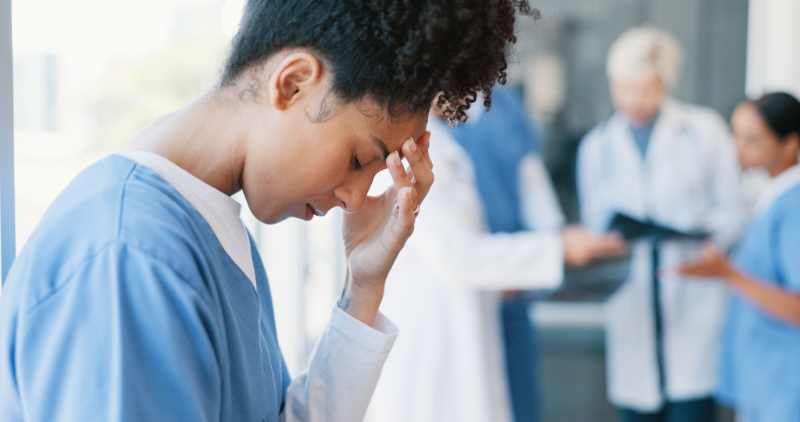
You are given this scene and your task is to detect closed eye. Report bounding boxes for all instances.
[351,155,363,171]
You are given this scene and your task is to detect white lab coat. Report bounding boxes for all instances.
[577,98,748,411]
[367,120,564,422]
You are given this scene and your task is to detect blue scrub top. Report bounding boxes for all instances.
[0,155,290,422]
[718,183,800,419]
[449,86,540,234]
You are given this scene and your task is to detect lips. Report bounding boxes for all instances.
[307,204,326,219]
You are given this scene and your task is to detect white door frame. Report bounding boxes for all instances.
[746,0,800,98]
[0,0,15,285]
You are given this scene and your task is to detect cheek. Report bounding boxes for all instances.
[736,146,757,168]
[303,153,353,194]
[737,140,769,168]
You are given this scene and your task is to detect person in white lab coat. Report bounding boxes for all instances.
[577,27,748,422]
[368,89,625,422]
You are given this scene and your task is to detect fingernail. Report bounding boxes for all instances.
[409,139,418,152]
[393,151,401,166]
[406,187,412,200]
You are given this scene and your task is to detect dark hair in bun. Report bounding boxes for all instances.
[753,92,800,142]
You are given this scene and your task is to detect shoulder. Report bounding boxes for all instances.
[6,155,216,314]
[578,116,618,161]
[773,184,800,218]
[668,99,729,136]
[582,114,619,144]
[116,159,218,278]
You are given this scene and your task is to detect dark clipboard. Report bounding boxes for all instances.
[608,213,709,242]
[527,214,709,303]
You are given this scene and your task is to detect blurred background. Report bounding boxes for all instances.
[3,0,800,421]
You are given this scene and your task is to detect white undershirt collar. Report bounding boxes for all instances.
[117,150,257,290]
[754,164,800,217]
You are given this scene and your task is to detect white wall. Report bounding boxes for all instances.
[746,0,800,98]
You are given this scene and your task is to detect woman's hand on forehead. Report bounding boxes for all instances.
[338,130,433,326]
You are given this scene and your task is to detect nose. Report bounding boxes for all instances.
[334,175,373,213]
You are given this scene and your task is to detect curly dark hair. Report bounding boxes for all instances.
[222,0,539,123]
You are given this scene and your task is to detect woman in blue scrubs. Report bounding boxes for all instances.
[679,92,800,421]
[0,1,539,421]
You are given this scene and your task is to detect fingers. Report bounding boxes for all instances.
[416,130,433,170]
[393,186,416,233]
[386,150,412,188]
[702,242,721,259]
[386,148,419,210]
[562,226,628,267]
[675,262,698,275]
[401,131,434,203]
[380,186,416,254]
[675,262,716,278]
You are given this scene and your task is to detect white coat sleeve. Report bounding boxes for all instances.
[409,150,564,291]
[280,306,398,422]
[518,154,566,232]
[576,129,612,233]
[701,115,749,250]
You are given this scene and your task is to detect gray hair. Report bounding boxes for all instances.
[606,27,683,89]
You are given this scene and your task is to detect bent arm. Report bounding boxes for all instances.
[418,227,564,291]
[411,157,564,291]
[681,215,800,325]
[726,271,800,325]
[738,210,800,325]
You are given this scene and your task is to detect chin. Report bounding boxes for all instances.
[248,204,311,224]
[249,207,282,225]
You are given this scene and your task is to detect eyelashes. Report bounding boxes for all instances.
[351,155,363,171]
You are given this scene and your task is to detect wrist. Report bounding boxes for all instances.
[338,271,385,327]
[725,268,746,287]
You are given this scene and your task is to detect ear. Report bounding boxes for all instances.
[267,52,324,111]
[783,132,800,156]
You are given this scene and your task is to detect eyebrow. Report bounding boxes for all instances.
[370,135,391,160]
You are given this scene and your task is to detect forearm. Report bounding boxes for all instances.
[727,271,800,325]
[434,230,564,290]
[283,305,397,422]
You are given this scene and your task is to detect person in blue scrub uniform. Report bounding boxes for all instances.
[0,1,539,421]
[679,92,800,421]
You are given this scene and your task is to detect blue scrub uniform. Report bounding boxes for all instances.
[449,87,542,422]
[0,155,290,422]
[449,87,540,234]
[718,183,800,420]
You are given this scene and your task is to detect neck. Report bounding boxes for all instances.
[124,89,251,196]
[769,157,799,178]
[629,112,658,128]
